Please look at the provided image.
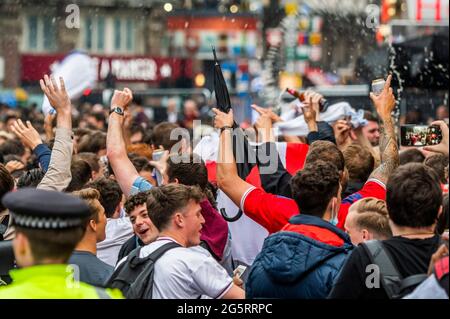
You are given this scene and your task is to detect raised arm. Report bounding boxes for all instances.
[251,105,293,197]
[106,89,145,197]
[214,108,254,207]
[11,119,51,172]
[368,74,398,185]
[37,75,73,191]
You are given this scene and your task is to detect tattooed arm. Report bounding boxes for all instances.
[368,74,398,185]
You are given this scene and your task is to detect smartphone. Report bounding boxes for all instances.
[234,265,247,279]
[152,150,165,185]
[400,125,442,147]
[371,79,385,96]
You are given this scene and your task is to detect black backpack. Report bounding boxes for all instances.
[106,242,180,299]
[362,240,428,299]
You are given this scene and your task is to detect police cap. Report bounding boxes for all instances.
[1,188,90,229]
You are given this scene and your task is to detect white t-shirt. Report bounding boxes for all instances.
[117,237,233,299]
[97,216,134,266]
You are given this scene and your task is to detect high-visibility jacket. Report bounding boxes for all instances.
[0,264,123,299]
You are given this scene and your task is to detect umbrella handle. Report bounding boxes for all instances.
[220,208,243,222]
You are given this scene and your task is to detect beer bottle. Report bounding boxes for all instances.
[286,88,329,112]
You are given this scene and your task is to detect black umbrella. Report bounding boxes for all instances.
[212,46,233,114]
[212,47,257,222]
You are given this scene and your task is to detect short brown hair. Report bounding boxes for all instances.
[15,225,86,263]
[72,188,102,222]
[74,152,100,173]
[166,154,208,190]
[306,141,345,172]
[146,184,203,231]
[290,160,340,217]
[151,122,181,151]
[85,177,123,218]
[387,163,442,228]
[424,154,449,184]
[343,144,375,182]
[124,191,150,214]
[351,197,392,239]
[363,111,379,123]
[399,148,425,166]
[77,131,106,154]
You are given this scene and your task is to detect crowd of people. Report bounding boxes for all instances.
[0,73,448,299]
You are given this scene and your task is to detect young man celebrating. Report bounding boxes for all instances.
[117,191,159,261]
[69,188,114,287]
[117,184,244,299]
[213,74,398,234]
[245,160,354,298]
[329,163,444,299]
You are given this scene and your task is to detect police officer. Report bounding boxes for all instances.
[0,188,123,299]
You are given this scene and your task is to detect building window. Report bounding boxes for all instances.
[114,18,122,51]
[97,17,105,51]
[126,18,133,51]
[28,16,38,50]
[25,15,55,52]
[83,16,105,53]
[43,17,55,50]
[112,17,135,53]
[85,17,93,50]
[82,15,136,54]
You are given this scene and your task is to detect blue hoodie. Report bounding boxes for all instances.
[246,214,353,299]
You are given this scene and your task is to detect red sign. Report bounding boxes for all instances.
[21,54,193,83]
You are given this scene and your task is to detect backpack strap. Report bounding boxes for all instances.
[362,240,402,299]
[146,241,181,262]
[399,274,429,292]
[128,241,181,299]
[104,247,143,288]
[128,247,145,268]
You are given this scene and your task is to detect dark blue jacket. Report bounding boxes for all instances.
[246,215,353,299]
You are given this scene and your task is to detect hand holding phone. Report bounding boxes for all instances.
[400,125,443,147]
[423,120,450,157]
[233,265,247,289]
[234,265,247,279]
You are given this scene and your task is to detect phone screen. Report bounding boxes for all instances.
[234,265,247,279]
[400,125,442,147]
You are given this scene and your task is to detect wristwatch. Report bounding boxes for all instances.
[220,126,233,133]
[110,106,124,116]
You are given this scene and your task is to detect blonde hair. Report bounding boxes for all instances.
[352,197,392,239]
[72,188,102,222]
